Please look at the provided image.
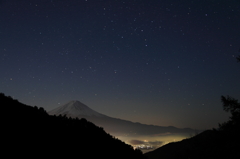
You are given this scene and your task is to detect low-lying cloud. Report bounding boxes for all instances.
[148,141,163,146]
[129,139,164,147]
[129,140,145,145]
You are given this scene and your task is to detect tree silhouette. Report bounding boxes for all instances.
[219,96,240,131]
[221,96,240,114]
[219,49,240,131]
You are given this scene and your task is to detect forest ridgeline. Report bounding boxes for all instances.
[1,93,146,159]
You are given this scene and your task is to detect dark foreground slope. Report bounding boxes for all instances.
[1,93,145,159]
[145,124,240,159]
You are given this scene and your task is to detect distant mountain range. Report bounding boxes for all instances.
[48,100,197,136]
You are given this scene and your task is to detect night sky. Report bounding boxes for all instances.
[1,0,240,130]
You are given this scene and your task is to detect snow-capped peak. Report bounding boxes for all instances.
[48,100,106,117]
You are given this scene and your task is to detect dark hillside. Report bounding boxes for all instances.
[1,93,145,159]
[145,129,239,159]
[145,95,240,159]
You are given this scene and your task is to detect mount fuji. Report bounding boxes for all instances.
[48,100,197,136]
[48,100,106,118]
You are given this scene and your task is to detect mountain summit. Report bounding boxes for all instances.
[48,100,106,118]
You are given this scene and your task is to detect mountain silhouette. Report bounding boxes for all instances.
[48,100,107,117]
[48,100,197,137]
[1,93,146,159]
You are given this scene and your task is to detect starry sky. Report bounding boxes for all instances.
[1,0,240,130]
